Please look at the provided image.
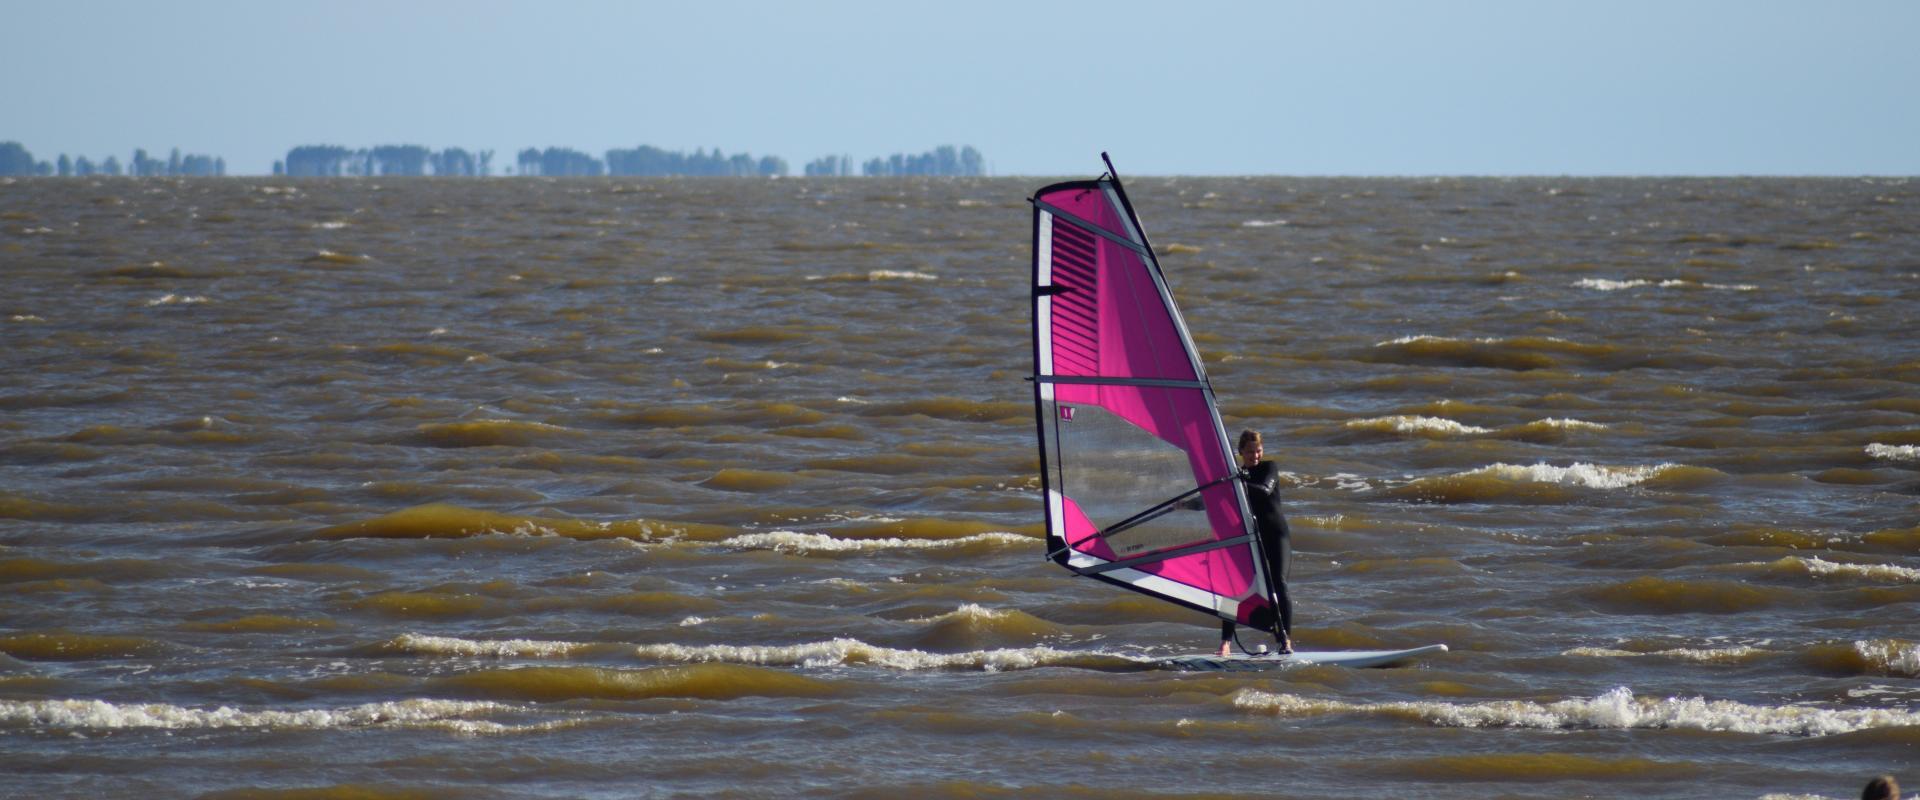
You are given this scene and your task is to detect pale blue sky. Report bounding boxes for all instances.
[7,1,1916,175]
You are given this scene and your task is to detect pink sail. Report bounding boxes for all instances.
[1030,159,1278,631]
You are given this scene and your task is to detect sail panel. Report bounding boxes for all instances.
[1031,175,1276,630]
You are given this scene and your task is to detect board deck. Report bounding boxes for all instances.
[1159,643,1448,671]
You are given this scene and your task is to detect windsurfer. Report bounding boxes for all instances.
[1219,429,1293,657]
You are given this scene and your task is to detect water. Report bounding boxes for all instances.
[1,175,1916,799]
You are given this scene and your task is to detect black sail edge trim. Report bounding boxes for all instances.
[1031,198,1150,257]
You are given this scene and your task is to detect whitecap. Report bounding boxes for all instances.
[719,531,1029,554]
[1562,646,1766,663]
[144,294,209,306]
[867,270,937,281]
[1459,462,1678,489]
[1865,443,1919,463]
[1240,219,1289,228]
[1231,686,1920,737]
[0,698,568,735]
[385,633,586,658]
[1344,415,1492,436]
[630,637,1137,672]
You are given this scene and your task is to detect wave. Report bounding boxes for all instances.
[0,698,567,735]
[144,293,210,306]
[0,632,167,661]
[1365,335,1616,371]
[1573,278,1758,292]
[312,503,733,542]
[720,531,1030,555]
[1805,639,1920,678]
[1343,415,1491,437]
[1382,462,1716,504]
[375,633,590,659]
[430,663,840,702]
[1588,576,1785,614]
[1232,686,1920,737]
[631,638,1140,673]
[1754,556,1920,584]
[410,419,581,448]
[1240,219,1288,227]
[803,270,938,282]
[1866,443,1918,462]
[1562,645,1768,664]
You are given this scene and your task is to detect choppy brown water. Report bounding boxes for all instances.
[1,174,1916,799]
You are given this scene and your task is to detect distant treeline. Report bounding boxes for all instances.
[3,140,988,178]
[805,146,985,177]
[0,142,225,176]
[279,146,493,177]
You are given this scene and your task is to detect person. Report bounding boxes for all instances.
[1219,429,1294,657]
[1861,774,1899,800]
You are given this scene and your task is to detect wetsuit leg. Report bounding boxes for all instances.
[1220,619,1235,642]
[1268,531,1293,636]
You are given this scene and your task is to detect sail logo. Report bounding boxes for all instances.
[1060,406,1075,421]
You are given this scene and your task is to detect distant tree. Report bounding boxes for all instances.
[805,155,852,176]
[861,145,986,177]
[370,145,431,176]
[0,142,33,175]
[75,156,96,176]
[516,148,541,176]
[57,154,72,176]
[34,161,52,176]
[101,155,123,176]
[273,160,284,176]
[168,147,181,176]
[215,157,226,176]
[285,145,354,176]
[478,149,494,177]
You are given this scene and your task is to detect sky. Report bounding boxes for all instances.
[6,0,1918,176]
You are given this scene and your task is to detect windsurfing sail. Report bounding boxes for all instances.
[1028,154,1279,633]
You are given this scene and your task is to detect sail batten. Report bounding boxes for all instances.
[1029,164,1278,631]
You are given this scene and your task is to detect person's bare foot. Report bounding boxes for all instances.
[1217,641,1231,657]
[1277,635,1294,655]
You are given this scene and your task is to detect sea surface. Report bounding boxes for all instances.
[1,174,1916,799]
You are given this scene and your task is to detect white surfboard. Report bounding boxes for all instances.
[1159,643,1448,671]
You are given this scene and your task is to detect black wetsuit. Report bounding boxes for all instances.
[1221,460,1293,646]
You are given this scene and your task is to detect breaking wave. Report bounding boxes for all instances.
[0,698,568,735]
[720,531,1030,554]
[630,638,1140,672]
[1231,686,1920,737]
[1344,416,1491,436]
[1383,462,1716,503]
[1865,443,1918,463]
[1563,646,1768,664]
[1573,278,1758,291]
[1755,556,1920,583]
[312,503,733,542]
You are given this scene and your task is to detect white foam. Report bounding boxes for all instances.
[1866,443,1919,462]
[1563,646,1766,664]
[1232,686,1920,737]
[720,531,1029,554]
[1529,417,1609,430]
[631,637,1134,672]
[909,603,1012,625]
[1777,556,1920,584]
[1458,462,1679,489]
[1574,278,1655,291]
[0,698,566,735]
[386,633,587,658]
[866,270,937,281]
[1345,415,1492,435]
[1240,219,1289,227]
[144,294,209,306]
[1855,640,1920,678]
[1573,278,1757,292]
